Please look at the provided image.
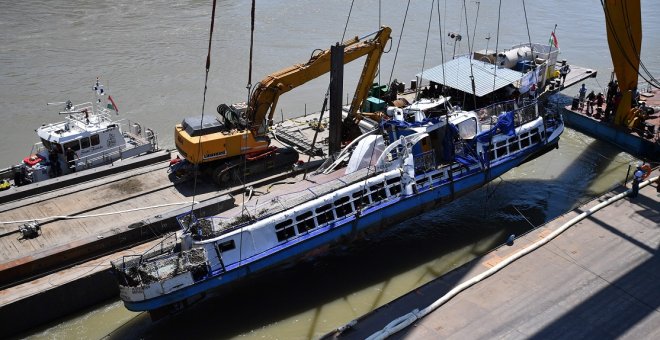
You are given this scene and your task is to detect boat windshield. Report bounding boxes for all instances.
[456,117,478,139]
[40,138,52,151]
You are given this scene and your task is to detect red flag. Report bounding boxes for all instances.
[549,31,559,48]
[107,95,119,114]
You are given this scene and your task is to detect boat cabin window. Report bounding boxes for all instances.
[52,143,63,153]
[296,211,316,233]
[334,196,353,218]
[369,183,387,202]
[64,140,80,152]
[91,134,100,146]
[352,190,370,207]
[456,117,478,139]
[386,178,402,196]
[80,137,91,149]
[315,204,334,225]
[217,240,236,252]
[531,128,541,143]
[275,219,295,242]
[41,139,52,151]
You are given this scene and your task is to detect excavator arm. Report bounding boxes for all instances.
[603,0,642,126]
[247,26,392,134]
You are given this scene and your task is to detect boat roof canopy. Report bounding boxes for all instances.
[416,56,524,97]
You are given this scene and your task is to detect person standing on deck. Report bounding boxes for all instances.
[578,84,587,111]
[631,164,644,198]
[66,147,77,173]
[529,83,537,99]
[559,60,571,87]
[586,91,596,115]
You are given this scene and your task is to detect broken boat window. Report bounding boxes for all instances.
[217,240,236,252]
[315,204,334,225]
[275,219,295,242]
[296,211,316,233]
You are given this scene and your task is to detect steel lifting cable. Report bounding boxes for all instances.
[241,0,257,220]
[462,0,476,109]
[491,0,503,104]
[387,0,411,87]
[341,0,355,42]
[618,0,659,88]
[600,0,659,89]
[621,2,658,86]
[187,0,220,221]
[521,0,536,98]
[470,1,480,54]
[436,0,446,101]
[416,0,435,100]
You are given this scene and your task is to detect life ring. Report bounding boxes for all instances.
[640,164,652,180]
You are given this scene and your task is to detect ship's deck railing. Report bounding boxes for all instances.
[111,233,179,287]
[478,100,538,130]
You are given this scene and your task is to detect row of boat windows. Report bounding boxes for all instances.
[488,128,543,160]
[41,134,101,153]
[274,177,402,242]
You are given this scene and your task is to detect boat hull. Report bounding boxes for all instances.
[122,136,554,312]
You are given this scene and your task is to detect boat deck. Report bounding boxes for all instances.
[564,88,659,141]
[561,88,659,160]
[326,169,660,339]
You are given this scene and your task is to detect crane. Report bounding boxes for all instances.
[602,0,642,127]
[174,26,392,185]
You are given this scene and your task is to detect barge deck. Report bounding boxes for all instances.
[327,169,660,339]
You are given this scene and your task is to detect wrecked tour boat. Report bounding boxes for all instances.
[111,97,564,316]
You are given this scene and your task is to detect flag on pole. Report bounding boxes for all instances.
[549,31,558,48]
[107,95,119,114]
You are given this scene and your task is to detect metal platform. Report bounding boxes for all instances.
[328,170,660,339]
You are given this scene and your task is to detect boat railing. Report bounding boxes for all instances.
[113,246,209,289]
[67,102,114,125]
[111,233,180,287]
[478,100,538,128]
[75,143,132,169]
[414,150,436,173]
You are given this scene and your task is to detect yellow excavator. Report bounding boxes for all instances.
[174,26,391,185]
[603,0,643,127]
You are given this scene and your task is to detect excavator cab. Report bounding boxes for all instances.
[216,103,249,131]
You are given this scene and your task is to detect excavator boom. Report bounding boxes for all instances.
[247,26,392,133]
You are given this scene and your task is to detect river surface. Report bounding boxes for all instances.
[2,0,658,339]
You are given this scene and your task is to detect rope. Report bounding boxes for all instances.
[490,0,502,104]
[387,0,411,86]
[366,175,659,340]
[436,0,446,101]
[462,0,477,109]
[340,0,355,42]
[0,201,198,225]
[600,0,659,89]
[521,0,536,98]
[189,0,220,218]
[416,0,435,100]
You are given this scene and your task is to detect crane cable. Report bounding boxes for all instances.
[187,0,220,223]
[387,0,411,87]
[436,0,447,104]
[618,0,659,88]
[522,0,536,99]
[241,0,257,220]
[600,0,659,89]
[490,0,502,104]
[416,0,435,101]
